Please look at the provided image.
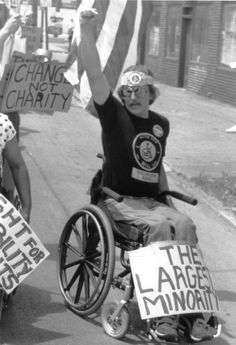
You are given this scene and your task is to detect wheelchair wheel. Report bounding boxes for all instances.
[58,205,115,316]
[101,302,130,339]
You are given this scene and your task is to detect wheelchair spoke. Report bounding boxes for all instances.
[63,258,82,270]
[71,223,82,248]
[74,269,86,304]
[83,266,90,302]
[66,264,82,291]
[84,262,99,290]
[64,242,83,257]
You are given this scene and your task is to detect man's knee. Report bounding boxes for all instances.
[147,221,174,243]
[175,214,197,243]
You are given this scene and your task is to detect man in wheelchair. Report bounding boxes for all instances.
[79,8,217,343]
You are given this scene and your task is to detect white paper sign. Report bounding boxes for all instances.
[0,194,50,294]
[128,241,219,320]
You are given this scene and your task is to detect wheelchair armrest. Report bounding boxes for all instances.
[101,186,123,203]
[159,190,198,206]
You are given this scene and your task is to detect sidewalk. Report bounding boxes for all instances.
[152,82,236,180]
[148,82,236,223]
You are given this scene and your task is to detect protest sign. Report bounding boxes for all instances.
[0,194,50,294]
[0,53,30,110]
[128,241,219,320]
[1,61,74,113]
[0,65,11,110]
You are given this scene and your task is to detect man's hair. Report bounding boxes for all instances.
[117,64,159,105]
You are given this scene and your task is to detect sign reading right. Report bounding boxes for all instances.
[128,242,219,320]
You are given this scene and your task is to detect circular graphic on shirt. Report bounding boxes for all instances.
[132,133,162,171]
[153,124,164,138]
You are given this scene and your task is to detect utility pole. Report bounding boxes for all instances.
[55,0,61,12]
[31,0,38,26]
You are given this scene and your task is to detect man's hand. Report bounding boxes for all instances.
[79,8,98,32]
[3,14,21,35]
[21,207,31,224]
[80,8,98,19]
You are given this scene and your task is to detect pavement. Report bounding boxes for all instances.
[152,83,236,180]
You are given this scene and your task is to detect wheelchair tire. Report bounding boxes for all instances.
[101,302,130,339]
[58,205,115,316]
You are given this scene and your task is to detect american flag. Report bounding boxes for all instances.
[65,0,153,112]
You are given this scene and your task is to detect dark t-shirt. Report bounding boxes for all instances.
[94,93,169,198]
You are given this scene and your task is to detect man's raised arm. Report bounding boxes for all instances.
[79,9,110,105]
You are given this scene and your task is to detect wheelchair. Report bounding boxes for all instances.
[57,154,221,342]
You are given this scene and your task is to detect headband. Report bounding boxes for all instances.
[120,71,154,86]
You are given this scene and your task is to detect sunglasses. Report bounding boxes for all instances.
[121,86,147,98]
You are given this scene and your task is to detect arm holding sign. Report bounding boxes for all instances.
[0,13,21,64]
[3,136,31,223]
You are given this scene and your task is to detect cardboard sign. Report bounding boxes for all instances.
[1,61,73,113]
[0,194,50,294]
[128,242,219,320]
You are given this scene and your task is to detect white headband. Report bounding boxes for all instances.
[120,71,154,86]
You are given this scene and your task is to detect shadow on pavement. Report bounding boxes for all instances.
[0,284,69,345]
[20,126,41,138]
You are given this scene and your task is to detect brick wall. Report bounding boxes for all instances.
[144,1,236,108]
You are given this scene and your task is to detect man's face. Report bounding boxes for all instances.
[122,85,151,118]
[23,12,34,26]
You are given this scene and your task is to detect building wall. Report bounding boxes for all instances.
[144,1,236,108]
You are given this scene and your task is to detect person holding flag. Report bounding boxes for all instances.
[79,7,218,343]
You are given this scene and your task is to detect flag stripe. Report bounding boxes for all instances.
[102,0,138,90]
[137,0,154,62]
[96,0,128,70]
[113,0,143,91]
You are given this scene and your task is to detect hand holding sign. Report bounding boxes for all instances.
[2,14,21,36]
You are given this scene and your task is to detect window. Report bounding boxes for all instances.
[191,4,209,63]
[220,3,236,67]
[166,6,181,58]
[147,6,161,57]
